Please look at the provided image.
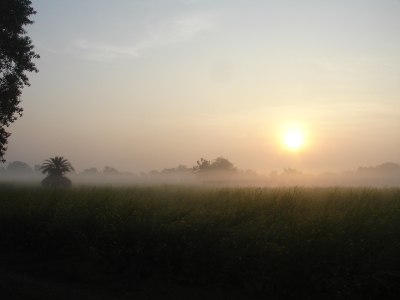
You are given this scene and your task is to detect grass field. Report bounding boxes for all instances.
[1,185,399,299]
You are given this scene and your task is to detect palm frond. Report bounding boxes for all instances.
[39,156,75,176]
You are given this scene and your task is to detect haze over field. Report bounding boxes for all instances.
[4,0,400,175]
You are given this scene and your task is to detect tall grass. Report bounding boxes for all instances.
[1,185,399,299]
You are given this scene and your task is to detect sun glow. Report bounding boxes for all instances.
[284,130,303,149]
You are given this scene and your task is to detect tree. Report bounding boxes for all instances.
[192,157,236,174]
[103,166,119,175]
[209,157,236,172]
[281,167,302,177]
[83,167,100,174]
[162,164,191,174]
[192,157,237,184]
[358,162,400,174]
[192,158,212,173]
[7,160,32,173]
[39,156,75,187]
[0,0,39,162]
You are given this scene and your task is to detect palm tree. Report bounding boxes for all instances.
[40,156,75,187]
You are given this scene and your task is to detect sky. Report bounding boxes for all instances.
[4,0,400,174]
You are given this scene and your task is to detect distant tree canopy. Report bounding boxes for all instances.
[281,167,302,177]
[7,160,32,172]
[0,0,39,162]
[162,164,191,174]
[83,167,100,174]
[358,162,400,173]
[103,166,119,175]
[192,157,237,174]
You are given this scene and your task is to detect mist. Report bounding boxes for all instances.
[2,158,400,188]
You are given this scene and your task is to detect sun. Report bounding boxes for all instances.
[283,130,303,149]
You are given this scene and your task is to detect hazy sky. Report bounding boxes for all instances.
[5,0,400,174]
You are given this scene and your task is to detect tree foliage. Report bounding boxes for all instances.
[40,156,75,176]
[358,162,400,173]
[281,167,302,177]
[40,156,74,187]
[192,157,237,174]
[162,164,191,174]
[83,167,100,174]
[0,0,39,162]
[103,166,119,175]
[7,160,32,172]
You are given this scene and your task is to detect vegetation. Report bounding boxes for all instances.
[192,157,237,174]
[0,185,399,299]
[7,160,32,172]
[0,0,39,162]
[40,156,75,187]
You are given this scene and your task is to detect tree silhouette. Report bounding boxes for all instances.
[192,157,238,184]
[281,167,302,177]
[162,164,191,174]
[192,158,212,173]
[358,162,400,174]
[40,156,75,187]
[7,160,32,173]
[192,157,236,174]
[209,157,236,172]
[0,0,39,162]
[83,167,100,174]
[103,166,119,175]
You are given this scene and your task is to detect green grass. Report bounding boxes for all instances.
[1,185,400,299]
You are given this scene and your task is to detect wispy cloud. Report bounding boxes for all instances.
[71,40,139,62]
[71,11,217,62]
[137,12,216,48]
[34,41,59,54]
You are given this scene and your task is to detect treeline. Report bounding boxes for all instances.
[1,158,400,186]
[0,157,265,185]
[268,162,400,186]
[0,161,42,174]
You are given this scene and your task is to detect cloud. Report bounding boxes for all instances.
[71,40,139,62]
[70,12,217,62]
[138,12,215,48]
[34,41,59,54]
